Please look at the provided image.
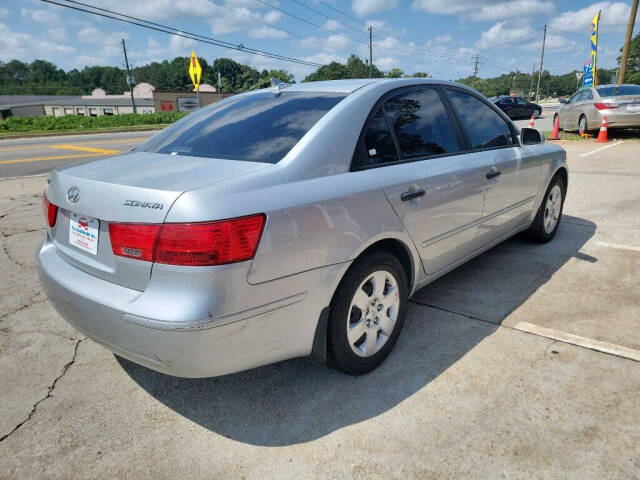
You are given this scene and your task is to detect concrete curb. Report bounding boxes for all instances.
[0,126,165,141]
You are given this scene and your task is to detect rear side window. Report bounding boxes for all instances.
[362,109,399,166]
[140,91,346,164]
[383,89,460,159]
[582,90,594,100]
[446,89,514,150]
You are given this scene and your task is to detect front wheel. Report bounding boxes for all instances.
[579,115,588,133]
[327,251,408,375]
[528,174,565,243]
[533,109,541,119]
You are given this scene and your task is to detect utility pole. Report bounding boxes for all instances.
[618,0,638,85]
[368,26,373,78]
[217,72,222,92]
[536,25,546,101]
[121,38,136,113]
[472,54,480,87]
[529,63,536,100]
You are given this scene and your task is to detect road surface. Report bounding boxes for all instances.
[0,131,154,178]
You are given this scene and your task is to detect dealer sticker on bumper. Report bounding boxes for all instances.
[69,213,99,255]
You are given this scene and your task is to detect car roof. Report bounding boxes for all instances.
[280,78,463,94]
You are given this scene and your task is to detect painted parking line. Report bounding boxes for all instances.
[580,140,625,157]
[51,144,120,154]
[0,137,146,152]
[514,322,640,362]
[0,152,108,166]
[595,241,640,252]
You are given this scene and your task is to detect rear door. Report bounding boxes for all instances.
[355,86,491,274]
[445,88,540,241]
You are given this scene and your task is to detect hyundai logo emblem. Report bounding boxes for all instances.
[67,186,80,203]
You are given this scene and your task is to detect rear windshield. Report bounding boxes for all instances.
[140,91,346,163]
[596,85,640,97]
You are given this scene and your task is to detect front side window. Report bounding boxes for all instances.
[383,88,459,159]
[582,90,594,100]
[446,89,513,150]
[141,91,346,164]
[515,98,528,105]
[568,92,582,103]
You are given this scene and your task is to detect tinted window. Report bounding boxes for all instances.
[140,91,346,164]
[582,90,594,100]
[568,92,583,103]
[515,98,528,104]
[361,108,399,166]
[596,85,640,96]
[383,89,459,159]
[446,89,513,150]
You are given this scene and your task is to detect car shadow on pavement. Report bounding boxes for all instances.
[118,215,595,446]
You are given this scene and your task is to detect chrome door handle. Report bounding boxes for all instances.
[486,170,502,179]
[401,189,426,201]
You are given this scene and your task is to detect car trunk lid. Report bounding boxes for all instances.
[46,151,268,291]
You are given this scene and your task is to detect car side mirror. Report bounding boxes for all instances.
[558,98,568,104]
[521,127,544,145]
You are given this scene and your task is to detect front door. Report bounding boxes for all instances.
[444,88,535,242]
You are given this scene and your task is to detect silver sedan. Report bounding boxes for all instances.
[37,78,567,378]
[556,84,640,132]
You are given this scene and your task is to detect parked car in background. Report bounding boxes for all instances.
[491,96,542,119]
[555,84,640,132]
[38,78,567,378]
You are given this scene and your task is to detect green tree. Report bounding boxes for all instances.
[386,67,404,78]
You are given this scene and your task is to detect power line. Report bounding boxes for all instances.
[39,0,325,67]
[289,0,368,38]
[203,0,354,56]
[254,0,366,45]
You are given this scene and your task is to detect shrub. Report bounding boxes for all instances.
[0,112,188,132]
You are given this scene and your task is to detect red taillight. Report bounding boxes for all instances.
[594,102,618,110]
[108,214,265,266]
[42,192,57,227]
[108,223,159,262]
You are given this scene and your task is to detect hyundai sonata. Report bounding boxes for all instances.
[37,78,567,377]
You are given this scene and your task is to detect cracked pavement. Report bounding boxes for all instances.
[0,141,639,479]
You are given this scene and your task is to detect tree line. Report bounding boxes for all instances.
[1,33,638,98]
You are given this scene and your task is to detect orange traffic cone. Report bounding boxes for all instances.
[528,114,535,128]
[549,115,560,140]
[595,116,609,143]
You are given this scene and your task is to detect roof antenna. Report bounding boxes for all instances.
[270,78,292,96]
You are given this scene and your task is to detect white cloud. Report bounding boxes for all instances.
[352,0,399,17]
[248,26,288,39]
[522,33,576,52]
[469,0,554,22]
[326,34,352,50]
[20,7,63,25]
[550,2,631,33]
[48,27,68,42]
[426,35,452,48]
[412,0,497,15]
[476,21,536,49]
[375,56,397,68]
[0,7,8,17]
[0,22,74,62]
[323,19,342,31]
[170,33,196,52]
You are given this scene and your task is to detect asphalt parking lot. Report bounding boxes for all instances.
[0,139,639,478]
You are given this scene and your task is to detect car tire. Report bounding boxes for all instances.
[527,174,565,243]
[533,109,541,119]
[327,250,408,375]
[579,115,588,133]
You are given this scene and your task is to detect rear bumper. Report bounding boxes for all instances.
[597,109,640,128]
[37,236,344,377]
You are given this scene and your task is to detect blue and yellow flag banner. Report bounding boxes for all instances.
[590,10,601,86]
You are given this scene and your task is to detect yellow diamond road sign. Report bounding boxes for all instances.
[189,50,202,91]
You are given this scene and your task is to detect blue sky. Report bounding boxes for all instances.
[1,0,639,82]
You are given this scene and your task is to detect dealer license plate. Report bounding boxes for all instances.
[69,213,99,255]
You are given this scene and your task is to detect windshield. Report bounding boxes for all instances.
[140,91,347,163]
[596,85,640,97]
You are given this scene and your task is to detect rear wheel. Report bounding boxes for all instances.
[327,251,408,375]
[528,174,565,243]
[533,108,541,119]
[579,115,588,133]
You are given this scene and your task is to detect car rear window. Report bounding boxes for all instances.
[596,85,640,96]
[140,91,346,163]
